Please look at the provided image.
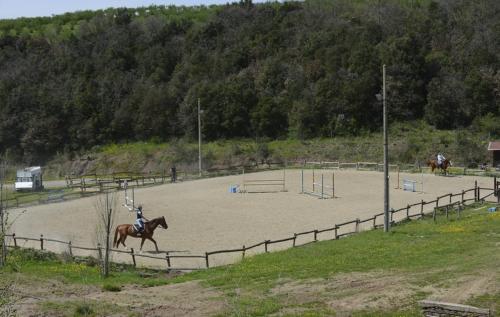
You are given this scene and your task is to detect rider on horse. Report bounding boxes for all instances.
[437,153,446,169]
[134,205,149,235]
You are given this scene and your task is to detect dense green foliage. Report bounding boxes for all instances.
[0,0,499,163]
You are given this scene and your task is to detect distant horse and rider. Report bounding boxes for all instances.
[114,200,168,252]
[426,153,452,175]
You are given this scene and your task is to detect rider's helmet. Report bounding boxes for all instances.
[138,204,143,211]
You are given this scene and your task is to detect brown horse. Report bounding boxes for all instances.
[427,158,452,175]
[113,216,168,252]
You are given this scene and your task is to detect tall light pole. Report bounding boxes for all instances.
[198,98,202,177]
[383,64,390,232]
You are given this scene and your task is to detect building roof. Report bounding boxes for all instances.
[488,141,500,151]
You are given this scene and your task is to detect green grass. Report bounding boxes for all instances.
[3,248,171,288]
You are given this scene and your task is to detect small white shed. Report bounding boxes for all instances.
[15,166,43,191]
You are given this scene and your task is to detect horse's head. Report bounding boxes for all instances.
[160,216,168,229]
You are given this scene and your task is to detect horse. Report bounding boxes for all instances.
[426,158,452,175]
[113,216,168,252]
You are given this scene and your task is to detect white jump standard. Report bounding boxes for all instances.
[301,168,336,199]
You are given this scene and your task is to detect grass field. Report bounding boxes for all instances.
[2,202,500,316]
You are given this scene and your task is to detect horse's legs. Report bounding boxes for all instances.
[140,238,146,251]
[120,234,127,248]
[147,237,159,252]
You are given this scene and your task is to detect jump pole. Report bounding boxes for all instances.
[312,168,315,192]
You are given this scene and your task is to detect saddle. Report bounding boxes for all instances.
[133,224,144,234]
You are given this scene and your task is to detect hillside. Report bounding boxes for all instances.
[36,122,493,178]
[2,202,500,316]
[0,0,499,163]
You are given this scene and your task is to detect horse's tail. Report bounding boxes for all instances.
[113,226,120,248]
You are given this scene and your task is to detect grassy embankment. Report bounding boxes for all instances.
[2,202,500,316]
[37,121,493,179]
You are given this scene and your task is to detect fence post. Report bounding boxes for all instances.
[130,248,136,268]
[265,240,269,253]
[205,252,209,268]
[449,193,452,204]
[314,230,318,242]
[334,225,338,240]
[40,234,44,250]
[420,200,424,217]
[242,245,246,260]
[478,187,481,201]
[293,234,297,247]
[166,252,171,272]
[461,190,465,204]
[406,204,410,220]
[68,241,73,257]
[355,219,360,233]
[97,243,103,262]
[12,233,17,247]
[475,181,478,202]
[436,198,439,208]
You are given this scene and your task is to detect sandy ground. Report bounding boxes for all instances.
[8,169,495,268]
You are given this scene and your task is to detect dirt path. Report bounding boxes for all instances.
[8,170,494,267]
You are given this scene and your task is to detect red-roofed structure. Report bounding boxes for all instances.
[488,141,500,167]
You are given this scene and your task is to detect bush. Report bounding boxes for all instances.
[102,283,121,292]
[74,303,93,316]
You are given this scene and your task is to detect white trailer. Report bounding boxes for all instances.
[15,166,43,191]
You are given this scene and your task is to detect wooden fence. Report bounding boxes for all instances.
[4,182,498,271]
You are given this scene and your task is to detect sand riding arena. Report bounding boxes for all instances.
[8,169,495,268]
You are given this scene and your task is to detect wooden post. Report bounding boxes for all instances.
[97,243,103,262]
[373,215,377,229]
[293,234,297,247]
[265,240,269,253]
[301,169,304,193]
[166,252,171,272]
[355,219,360,233]
[130,248,136,268]
[420,200,424,217]
[314,230,318,242]
[334,225,338,240]
[242,245,246,259]
[12,233,17,247]
[406,204,410,220]
[68,241,73,257]
[40,234,44,250]
[461,190,465,204]
[436,198,439,208]
[449,193,452,204]
[205,252,209,268]
[475,180,478,202]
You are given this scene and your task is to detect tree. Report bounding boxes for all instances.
[94,192,117,277]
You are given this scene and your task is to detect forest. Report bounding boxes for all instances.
[0,0,499,163]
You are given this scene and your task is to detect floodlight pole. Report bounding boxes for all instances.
[383,64,390,232]
[198,98,202,177]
